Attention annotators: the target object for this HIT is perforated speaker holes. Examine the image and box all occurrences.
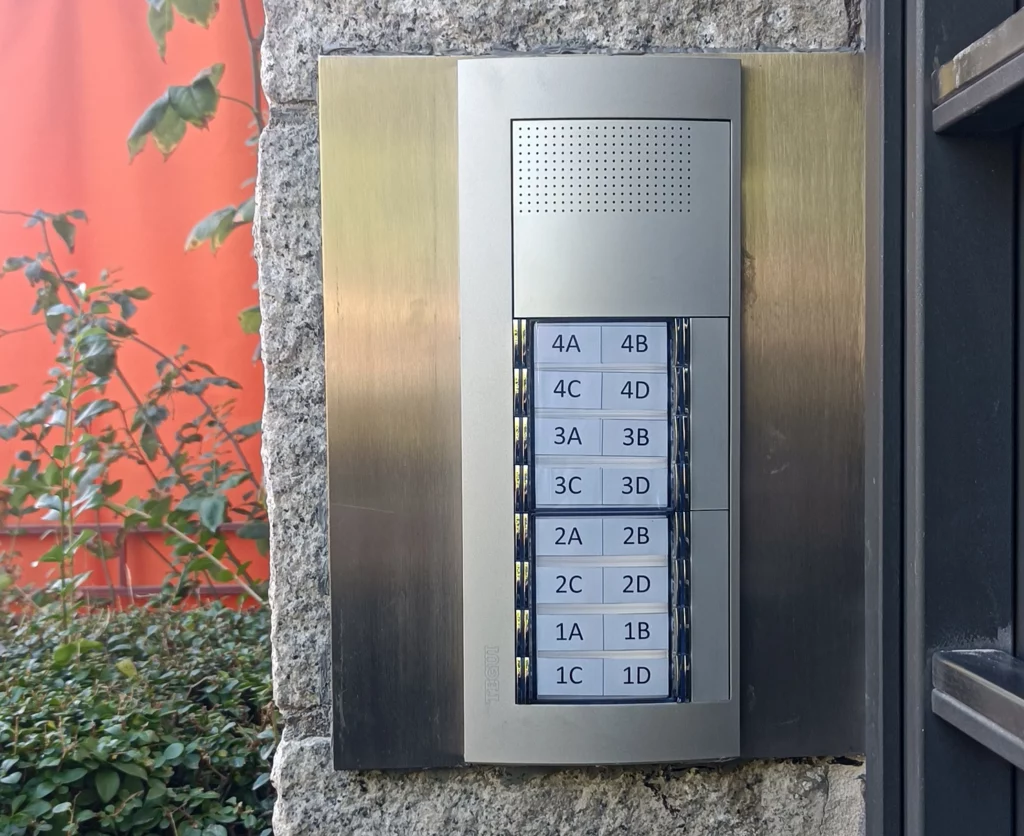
[513,119,692,214]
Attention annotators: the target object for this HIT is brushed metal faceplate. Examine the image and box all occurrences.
[319,52,866,769]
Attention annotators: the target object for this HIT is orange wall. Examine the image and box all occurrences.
[0,0,266,593]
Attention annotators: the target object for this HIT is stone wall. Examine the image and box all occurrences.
[256,1,865,833]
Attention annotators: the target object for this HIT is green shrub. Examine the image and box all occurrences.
[0,599,276,835]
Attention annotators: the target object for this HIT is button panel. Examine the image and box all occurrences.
[520,319,686,704]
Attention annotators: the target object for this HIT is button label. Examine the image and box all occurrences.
[603,565,669,604]
[536,566,603,604]
[603,656,669,697]
[535,371,603,409]
[537,657,604,697]
[601,419,668,457]
[602,517,669,556]
[601,372,668,411]
[604,613,670,650]
[601,467,668,507]
[536,614,604,651]
[601,324,668,365]
[535,517,603,556]
[534,324,601,364]
[535,466,602,507]
[535,417,602,455]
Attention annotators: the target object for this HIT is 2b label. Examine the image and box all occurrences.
[623,525,650,545]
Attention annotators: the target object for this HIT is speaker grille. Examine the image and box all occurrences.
[513,119,692,214]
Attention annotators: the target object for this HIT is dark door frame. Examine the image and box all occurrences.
[865,0,1022,834]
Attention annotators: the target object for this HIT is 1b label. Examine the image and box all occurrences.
[604,612,670,650]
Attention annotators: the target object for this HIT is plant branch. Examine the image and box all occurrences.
[111,371,256,588]
[0,404,60,469]
[238,0,265,134]
[116,404,163,488]
[58,341,80,632]
[138,534,177,573]
[94,509,116,600]
[113,368,197,493]
[107,500,264,604]
[39,222,72,297]
[0,322,44,338]
[221,94,263,125]
[129,335,261,490]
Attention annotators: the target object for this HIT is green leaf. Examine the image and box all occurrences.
[53,767,87,784]
[168,77,219,127]
[185,206,235,252]
[237,521,269,540]
[124,286,153,300]
[79,330,117,378]
[127,94,170,161]
[199,494,227,532]
[0,383,16,394]
[171,0,219,26]
[202,825,228,836]
[139,424,159,461]
[52,639,104,667]
[194,60,225,86]
[238,305,261,334]
[113,761,148,780]
[252,772,270,790]
[75,398,117,426]
[0,571,12,592]
[183,556,233,582]
[51,801,72,814]
[51,215,76,253]
[115,658,139,679]
[163,742,184,761]
[234,196,255,224]
[234,420,260,439]
[152,105,187,157]
[146,779,167,802]
[147,0,174,60]
[21,799,50,818]
[94,769,120,803]
[0,771,22,784]
[2,255,30,273]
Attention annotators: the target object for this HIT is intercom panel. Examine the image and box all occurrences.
[459,56,740,764]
